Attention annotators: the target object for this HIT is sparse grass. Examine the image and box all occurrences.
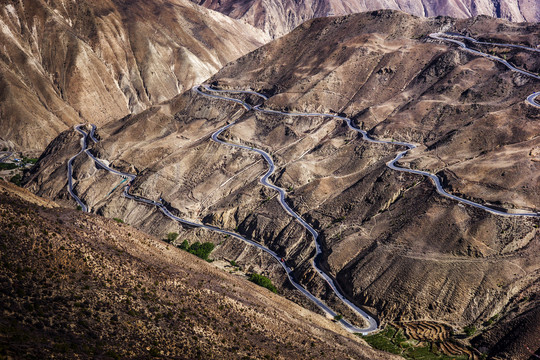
[332,216,345,223]
[113,218,124,224]
[484,314,499,326]
[464,325,476,337]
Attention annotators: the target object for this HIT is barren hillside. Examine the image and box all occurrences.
[0,180,397,359]
[0,0,268,153]
[192,0,540,38]
[24,11,540,359]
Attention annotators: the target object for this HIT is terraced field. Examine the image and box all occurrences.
[362,322,480,360]
[394,322,477,359]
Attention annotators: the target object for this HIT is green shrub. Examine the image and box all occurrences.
[166,232,179,243]
[179,240,189,250]
[9,174,22,186]
[464,325,476,337]
[188,242,215,260]
[0,163,17,170]
[485,314,499,326]
[334,314,343,321]
[22,157,38,165]
[178,241,215,261]
[248,273,277,293]
[113,218,124,224]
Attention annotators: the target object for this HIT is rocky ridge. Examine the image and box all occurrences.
[193,0,540,38]
[0,0,268,152]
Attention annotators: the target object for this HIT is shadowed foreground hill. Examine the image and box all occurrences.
[0,180,394,359]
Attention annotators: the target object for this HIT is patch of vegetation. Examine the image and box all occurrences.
[361,326,402,354]
[178,241,215,261]
[0,163,17,170]
[464,325,476,337]
[179,240,189,250]
[484,314,499,326]
[333,314,343,321]
[248,273,277,293]
[360,325,469,360]
[332,216,345,223]
[9,174,22,186]
[22,157,38,165]
[166,232,179,243]
[113,218,124,224]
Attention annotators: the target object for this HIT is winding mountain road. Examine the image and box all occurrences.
[197,84,539,217]
[66,32,540,337]
[67,124,377,334]
[430,33,540,107]
[0,152,12,163]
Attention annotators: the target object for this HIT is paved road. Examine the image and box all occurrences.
[0,151,12,163]
[430,32,540,108]
[66,32,539,336]
[67,124,377,334]
[67,126,90,212]
[197,84,539,217]
[193,43,540,327]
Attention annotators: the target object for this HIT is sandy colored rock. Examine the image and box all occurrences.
[0,0,269,152]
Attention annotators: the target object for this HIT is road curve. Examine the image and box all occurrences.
[0,151,12,163]
[67,126,90,212]
[194,74,540,330]
[65,32,539,336]
[429,33,540,108]
[196,84,539,217]
[67,124,377,334]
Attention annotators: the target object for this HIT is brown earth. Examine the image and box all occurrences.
[24,11,540,359]
[0,0,268,153]
[192,0,540,38]
[0,179,399,359]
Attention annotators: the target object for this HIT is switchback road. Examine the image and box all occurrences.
[66,32,540,337]
[67,124,377,334]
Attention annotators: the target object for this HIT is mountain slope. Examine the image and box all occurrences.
[0,0,268,152]
[192,0,540,38]
[0,179,395,359]
[24,11,540,359]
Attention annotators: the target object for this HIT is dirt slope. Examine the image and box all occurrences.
[0,0,268,153]
[0,180,397,359]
